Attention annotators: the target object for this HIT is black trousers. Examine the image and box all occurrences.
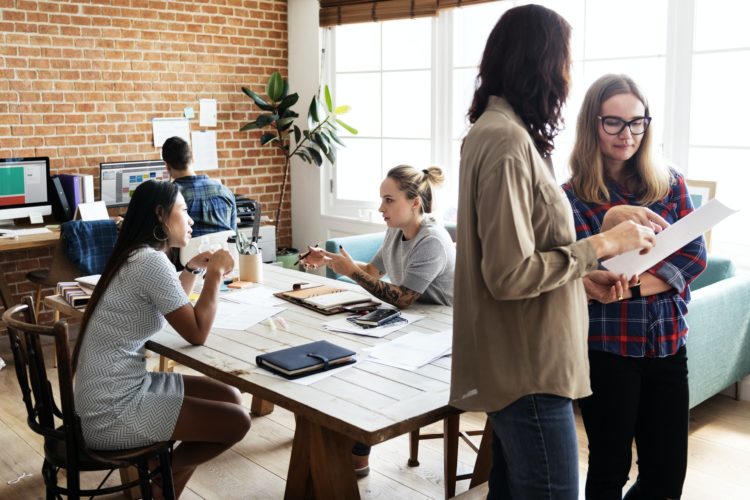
[579,346,689,500]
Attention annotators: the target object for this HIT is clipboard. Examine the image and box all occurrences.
[274,284,374,315]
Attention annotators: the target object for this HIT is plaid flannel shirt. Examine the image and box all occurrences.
[562,171,707,358]
[174,175,237,238]
[61,219,118,275]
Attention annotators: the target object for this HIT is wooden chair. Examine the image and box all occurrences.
[2,296,176,500]
[416,414,493,498]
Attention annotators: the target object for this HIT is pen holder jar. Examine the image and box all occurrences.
[239,252,263,283]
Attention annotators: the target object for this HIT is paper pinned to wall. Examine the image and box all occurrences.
[199,98,217,127]
[153,117,190,147]
[191,130,218,170]
[602,198,738,277]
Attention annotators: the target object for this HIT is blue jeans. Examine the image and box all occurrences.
[487,394,579,500]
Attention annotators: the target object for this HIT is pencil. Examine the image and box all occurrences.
[294,242,320,266]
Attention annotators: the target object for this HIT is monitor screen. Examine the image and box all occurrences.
[0,157,52,223]
[99,159,170,208]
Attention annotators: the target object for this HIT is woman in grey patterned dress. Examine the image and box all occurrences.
[73,180,251,498]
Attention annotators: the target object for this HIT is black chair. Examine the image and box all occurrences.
[2,296,176,500]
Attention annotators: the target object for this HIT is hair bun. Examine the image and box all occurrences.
[422,169,429,175]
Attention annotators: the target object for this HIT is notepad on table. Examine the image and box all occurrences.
[256,340,357,379]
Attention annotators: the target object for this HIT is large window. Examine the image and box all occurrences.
[326,0,750,267]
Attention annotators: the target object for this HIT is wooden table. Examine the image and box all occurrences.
[46,265,464,499]
[0,229,60,310]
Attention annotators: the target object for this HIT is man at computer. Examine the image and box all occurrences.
[162,136,237,237]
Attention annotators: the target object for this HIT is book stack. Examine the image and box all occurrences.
[56,282,93,309]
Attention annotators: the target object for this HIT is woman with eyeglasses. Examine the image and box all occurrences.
[563,74,707,499]
[450,7,660,499]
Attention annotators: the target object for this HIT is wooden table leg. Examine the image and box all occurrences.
[443,413,460,499]
[251,395,275,416]
[285,415,358,500]
[469,418,493,488]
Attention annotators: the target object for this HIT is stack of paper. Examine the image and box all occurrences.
[324,312,423,338]
[366,330,452,370]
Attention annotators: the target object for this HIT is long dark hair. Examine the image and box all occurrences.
[468,4,572,157]
[72,180,180,372]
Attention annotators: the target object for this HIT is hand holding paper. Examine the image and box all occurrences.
[602,199,737,277]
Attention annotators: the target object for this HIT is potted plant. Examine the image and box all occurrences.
[240,71,355,268]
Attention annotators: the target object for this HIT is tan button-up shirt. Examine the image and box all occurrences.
[450,96,599,412]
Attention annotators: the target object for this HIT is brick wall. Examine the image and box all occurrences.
[0,0,291,322]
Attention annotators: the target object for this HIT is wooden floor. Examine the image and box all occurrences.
[1,342,749,499]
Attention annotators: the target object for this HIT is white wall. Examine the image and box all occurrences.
[288,0,384,258]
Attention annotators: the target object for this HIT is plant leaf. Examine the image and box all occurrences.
[309,96,320,125]
[260,132,278,145]
[324,86,333,113]
[326,129,346,147]
[334,105,350,114]
[277,117,296,131]
[242,87,274,112]
[308,147,323,166]
[296,147,313,164]
[255,114,277,128]
[322,143,336,165]
[239,121,260,132]
[293,125,301,144]
[267,72,284,102]
[335,118,358,135]
[280,93,299,111]
[281,78,289,99]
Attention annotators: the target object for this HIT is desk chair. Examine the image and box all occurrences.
[2,297,176,500]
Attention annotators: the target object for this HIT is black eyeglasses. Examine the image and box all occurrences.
[597,115,652,135]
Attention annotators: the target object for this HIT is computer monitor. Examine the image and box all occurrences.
[99,159,170,208]
[0,157,52,225]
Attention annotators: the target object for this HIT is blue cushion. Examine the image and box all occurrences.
[324,232,385,280]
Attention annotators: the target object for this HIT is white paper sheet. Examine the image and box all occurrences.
[152,117,190,147]
[75,201,109,221]
[199,98,217,127]
[323,312,423,338]
[191,130,218,171]
[221,285,287,308]
[366,330,452,370]
[212,301,286,331]
[602,199,737,277]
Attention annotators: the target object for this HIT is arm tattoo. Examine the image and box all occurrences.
[351,271,421,309]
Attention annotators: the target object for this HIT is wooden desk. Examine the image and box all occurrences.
[46,266,461,499]
[0,229,60,310]
[147,265,458,499]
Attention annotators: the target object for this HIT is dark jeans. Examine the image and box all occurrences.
[487,394,579,500]
[579,346,689,500]
[352,442,370,456]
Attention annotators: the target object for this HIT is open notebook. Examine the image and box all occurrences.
[274,285,374,315]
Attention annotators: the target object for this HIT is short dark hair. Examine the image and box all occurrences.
[468,4,572,157]
[162,136,192,171]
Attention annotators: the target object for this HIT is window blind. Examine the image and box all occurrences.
[319,0,495,27]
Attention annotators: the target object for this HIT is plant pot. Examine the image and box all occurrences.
[275,247,300,269]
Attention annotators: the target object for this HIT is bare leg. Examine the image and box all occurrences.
[165,375,251,497]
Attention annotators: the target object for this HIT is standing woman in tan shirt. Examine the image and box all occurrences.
[450,5,659,499]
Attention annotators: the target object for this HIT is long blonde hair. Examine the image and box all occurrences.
[387,165,445,214]
[568,74,671,205]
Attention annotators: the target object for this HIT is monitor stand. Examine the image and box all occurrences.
[28,213,44,224]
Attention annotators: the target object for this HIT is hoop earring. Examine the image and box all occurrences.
[152,225,168,242]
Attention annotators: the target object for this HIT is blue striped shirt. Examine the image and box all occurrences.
[562,171,707,358]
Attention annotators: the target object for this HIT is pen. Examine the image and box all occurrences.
[294,242,320,266]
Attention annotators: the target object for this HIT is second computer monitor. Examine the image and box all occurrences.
[99,159,170,208]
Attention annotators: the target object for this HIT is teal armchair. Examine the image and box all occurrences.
[686,255,750,408]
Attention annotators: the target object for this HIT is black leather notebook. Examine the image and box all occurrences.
[256,340,357,379]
